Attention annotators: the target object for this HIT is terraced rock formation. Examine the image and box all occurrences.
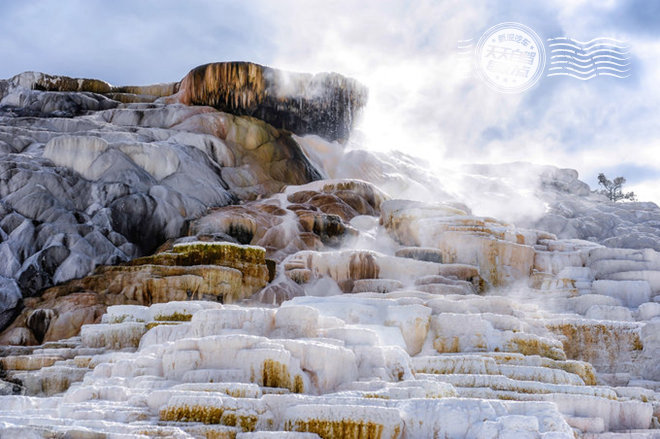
[0,64,659,438]
[0,63,365,330]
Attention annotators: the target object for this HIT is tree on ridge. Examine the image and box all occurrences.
[597,173,637,202]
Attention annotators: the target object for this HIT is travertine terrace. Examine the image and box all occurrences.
[0,63,658,438]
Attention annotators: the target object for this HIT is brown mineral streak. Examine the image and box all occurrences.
[181,62,266,111]
[173,61,367,142]
[0,243,268,345]
[286,418,392,439]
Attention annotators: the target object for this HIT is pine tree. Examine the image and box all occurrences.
[597,173,637,202]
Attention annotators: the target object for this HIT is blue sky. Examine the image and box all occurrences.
[1,0,659,203]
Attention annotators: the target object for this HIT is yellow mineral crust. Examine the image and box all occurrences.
[503,334,567,361]
[0,241,271,345]
[178,62,267,111]
[0,355,61,371]
[129,242,269,297]
[259,359,304,393]
[154,312,193,322]
[145,321,180,331]
[160,404,258,432]
[283,404,403,439]
[485,353,597,386]
[285,419,389,439]
[160,404,225,424]
[546,320,644,373]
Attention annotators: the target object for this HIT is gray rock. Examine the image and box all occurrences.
[82,231,126,265]
[0,379,23,396]
[16,245,70,297]
[452,163,660,251]
[0,276,21,331]
[0,243,20,277]
[8,219,37,262]
[109,193,163,254]
[0,68,333,322]
[52,251,94,285]
[0,212,25,235]
[26,308,55,344]
[0,80,8,101]
[1,90,119,117]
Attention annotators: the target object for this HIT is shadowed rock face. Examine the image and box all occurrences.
[0,67,335,324]
[0,80,8,101]
[172,62,368,142]
[1,71,178,106]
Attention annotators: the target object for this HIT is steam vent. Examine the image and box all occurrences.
[0,63,659,438]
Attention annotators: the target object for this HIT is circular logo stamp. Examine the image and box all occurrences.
[476,22,546,93]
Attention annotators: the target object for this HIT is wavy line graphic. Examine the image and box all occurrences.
[547,35,632,80]
[595,60,630,67]
[550,55,630,67]
[548,72,630,79]
[548,69,630,78]
[549,49,630,59]
[548,42,630,52]
[549,66,630,75]
[547,36,631,48]
[551,53,630,63]
[549,48,630,58]
[598,72,631,78]
[455,40,475,78]
[547,72,597,80]
[593,54,630,61]
[549,62,630,72]
[550,59,630,68]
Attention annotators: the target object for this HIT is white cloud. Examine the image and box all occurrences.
[259,0,660,204]
[629,179,660,204]
[1,0,659,204]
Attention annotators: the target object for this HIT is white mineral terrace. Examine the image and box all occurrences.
[1,195,660,438]
[1,233,659,438]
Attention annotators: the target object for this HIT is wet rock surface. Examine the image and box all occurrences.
[188,179,386,262]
